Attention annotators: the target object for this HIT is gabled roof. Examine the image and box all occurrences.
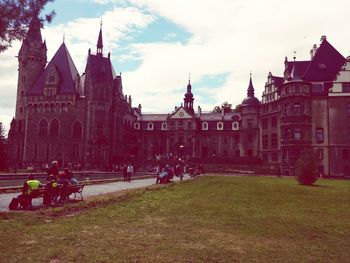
[28,42,80,95]
[302,39,345,82]
[86,54,116,83]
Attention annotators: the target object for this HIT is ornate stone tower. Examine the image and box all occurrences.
[240,74,260,157]
[16,14,47,123]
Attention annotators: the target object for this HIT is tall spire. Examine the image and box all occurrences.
[184,78,194,115]
[97,19,103,55]
[25,13,43,44]
[247,73,255,97]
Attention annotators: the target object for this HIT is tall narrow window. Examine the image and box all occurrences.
[262,135,268,149]
[39,119,48,136]
[316,128,324,143]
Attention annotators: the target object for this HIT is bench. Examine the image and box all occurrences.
[28,184,85,205]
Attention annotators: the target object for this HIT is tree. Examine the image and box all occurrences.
[211,101,234,114]
[295,149,318,185]
[0,122,7,171]
[0,0,55,52]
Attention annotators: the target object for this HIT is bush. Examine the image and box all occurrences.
[295,149,318,185]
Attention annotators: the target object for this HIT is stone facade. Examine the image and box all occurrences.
[8,18,135,169]
[7,18,350,177]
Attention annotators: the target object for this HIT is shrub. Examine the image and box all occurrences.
[295,149,318,185]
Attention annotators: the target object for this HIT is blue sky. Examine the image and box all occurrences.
[1,0,350,131]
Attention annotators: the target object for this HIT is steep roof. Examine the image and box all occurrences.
[302,39,345,81]
[86,54,116,83]
[286,61,310,78]
[28,42,80,95]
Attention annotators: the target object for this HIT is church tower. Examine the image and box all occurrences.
[16,14,47,124]
[184,79,194,115]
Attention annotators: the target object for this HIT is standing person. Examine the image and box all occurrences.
[123,164,128,182]
[127,164,133,182]
[47,161,59,181]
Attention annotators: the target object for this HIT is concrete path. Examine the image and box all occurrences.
[0,175,191,212]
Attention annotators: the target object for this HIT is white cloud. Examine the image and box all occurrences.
[2,0,350,132]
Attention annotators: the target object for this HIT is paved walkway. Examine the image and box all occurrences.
[0,175,191,212]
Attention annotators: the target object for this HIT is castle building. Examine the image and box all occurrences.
[8,17,135,169]
[7,16,350,177]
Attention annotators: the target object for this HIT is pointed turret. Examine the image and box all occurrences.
[184,79,194,115]
[24,14,43,44]
[247,74,255,97]
[97,21,103,55]
[242,74,260,106]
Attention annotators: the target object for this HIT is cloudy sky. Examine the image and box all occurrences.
[1,0,350,132]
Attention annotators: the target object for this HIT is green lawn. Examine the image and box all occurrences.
[1,176,349,262]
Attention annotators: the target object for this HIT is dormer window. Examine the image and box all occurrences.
[134,122,140,130]
[202,122,208,130]
[217,122,223,130]
[232,121,239,130]
[148,122,154,130]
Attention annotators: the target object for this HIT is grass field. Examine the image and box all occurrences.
[0,175,349,262]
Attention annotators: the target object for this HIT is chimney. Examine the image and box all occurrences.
[138,104,142,113]
[320,35,327,42]
[197,106,201,117]
[310,49,314,59]
[108,52,110,59]
[128,95,132,106]
[221,106,225,117]
[124,95,127,100]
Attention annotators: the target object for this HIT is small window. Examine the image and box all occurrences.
[202,122,208,130]
[20,90,24,97]
[316,128,324,143]
[217,122,223,130]
[294,128,301,140]
[147,122,154,130]
[134,122,140,130]
[232,122,239,130]
[162,122,167,130]
[21,76,26,83]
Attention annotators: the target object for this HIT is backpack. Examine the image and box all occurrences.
[9,197,19,210]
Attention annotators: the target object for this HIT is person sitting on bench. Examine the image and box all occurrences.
[43,174,58,205]
[22,174,42,208]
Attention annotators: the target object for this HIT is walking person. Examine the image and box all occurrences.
[127,164,133,182]
[123,164,128,182]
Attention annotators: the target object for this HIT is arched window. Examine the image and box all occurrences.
[50,119,59,136]
[39,119,48,136]
[73,121,82,139]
